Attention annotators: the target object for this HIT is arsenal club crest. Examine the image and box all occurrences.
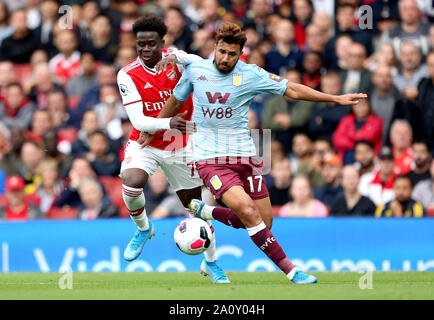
[167,70,177,81]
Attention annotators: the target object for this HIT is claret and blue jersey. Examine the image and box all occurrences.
[173,59,288,161]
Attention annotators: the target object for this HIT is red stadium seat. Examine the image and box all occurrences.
[99,176,129,218]
[58,128,78,143]
[46,207,79,220]
[67,96,82,109]
[13,63,32,84]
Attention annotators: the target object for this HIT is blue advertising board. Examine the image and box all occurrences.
[0,218,433,272]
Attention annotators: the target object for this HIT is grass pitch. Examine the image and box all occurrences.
[0,272,432,300]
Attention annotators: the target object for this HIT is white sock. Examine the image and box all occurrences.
[201,204,215,220]
[204,220,217,262]
[122,184,149,231]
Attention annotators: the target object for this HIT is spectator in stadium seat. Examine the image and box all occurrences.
[114,47,137,72]
[330,165,376,217]
[364,43,399,77]
[393,42,428,100]
[378,0,431,56]
[0,9,40,63]
[359,146,397,206]
[46,89,81,130]
[76,1,100,43]
[354,139,377,178]
[28,158,64,215]
[0,61,15,100]
[325,34,353,71]
[313,153,344,208]
[164,6,194,53]
[0,83,36,130]
[56,156,104,208]
[42,129,70,165]
[375,175,425,217]
[406,139,432,187]
[118,31,136,50]
[291,0,314,51]
[412,159,434,213]
[323,3,373,69]
[26,63,63,109]
[389,119,413,175]
[77,177,119,220]
[32,0,58,59]
[0,126,24,176]
[268,156,292,207]
[92,83,127,141]
[243,0,271,40]
[0,175,43,221]
[24,109,53,143]
[147,169,188,218]
[18,141,45,195]
[333,98,383,165]
[307,71,351,140]
[265,18,304,75]
[415,51,434,151]
[66,52,98,98]
[85,130,121,177]
[304,23,329,54]
[262,69,314,153]
[291,133,324,189]
[340,42,373,94]
[278,175,328,217]
[77,64,117,114]
[49,30,81,86]
[301,51,323,90]
[119,0,140,33]
[0,2,13,46]
[81,14,118,64]
[369,64,400,144]
[71,110,100,156]
[312,137,334,170]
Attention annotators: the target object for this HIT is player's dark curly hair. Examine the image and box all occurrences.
[132,15,167,39]
[216,22,247,51]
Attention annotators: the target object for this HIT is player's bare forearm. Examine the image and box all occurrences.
[284,82,367,106]
[157,95,184,119]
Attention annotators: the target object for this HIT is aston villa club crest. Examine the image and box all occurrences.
[232,73,242,86]
[167,70,177,81]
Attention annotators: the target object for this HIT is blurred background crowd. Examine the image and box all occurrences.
[0,0,433,221]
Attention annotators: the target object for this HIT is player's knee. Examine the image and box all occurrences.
[121,170,147,189]
[236,202,261,227]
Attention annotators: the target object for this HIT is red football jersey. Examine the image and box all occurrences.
[118,50,193,151]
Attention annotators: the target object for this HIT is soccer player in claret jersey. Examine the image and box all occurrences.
[117,16,239,283]
[149,23,367,284]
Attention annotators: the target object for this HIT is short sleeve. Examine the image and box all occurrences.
[117,70,142,106]
[251,65,288,96]
[173,64,193,102]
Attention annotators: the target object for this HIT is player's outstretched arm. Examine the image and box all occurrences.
[284,82,368,105]
[156,49,202,73]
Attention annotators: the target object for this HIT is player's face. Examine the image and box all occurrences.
[136,31,164,68]
[214,40,242,73]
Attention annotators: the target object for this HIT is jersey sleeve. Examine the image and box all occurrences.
[250,65,288,96]
[163,47,202,73]
[116,69,171,133]
[117,69,142,106]
[173,64,194,102]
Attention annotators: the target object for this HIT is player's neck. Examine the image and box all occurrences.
[140,56,161,70]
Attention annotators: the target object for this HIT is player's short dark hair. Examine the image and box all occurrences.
[216,22,247,51]
[132,15,167,39]
[355,139,374,150]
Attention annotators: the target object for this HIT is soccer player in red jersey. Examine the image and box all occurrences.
[116,16,233,283]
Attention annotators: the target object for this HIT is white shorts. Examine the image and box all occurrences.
[120,140,203,191]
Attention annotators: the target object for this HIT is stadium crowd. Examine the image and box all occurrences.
[0,0,433,220]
